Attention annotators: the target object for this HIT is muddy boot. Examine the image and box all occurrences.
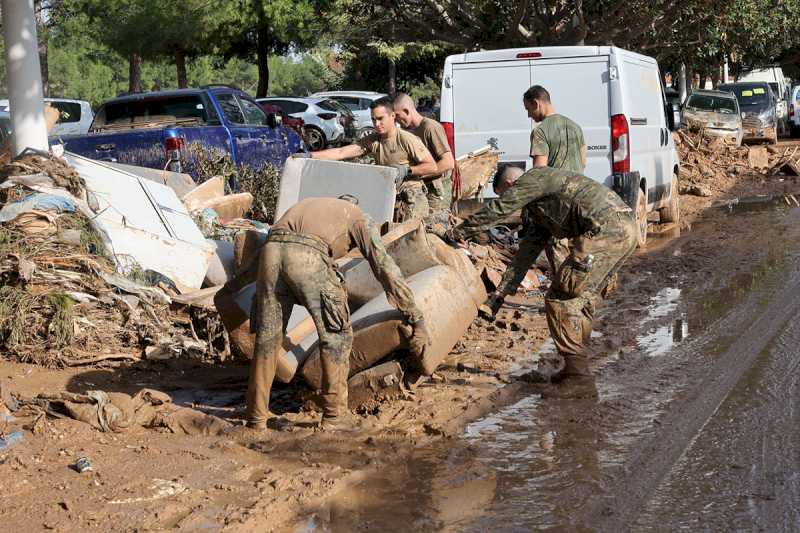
[543,353,598,399]
[521,353,566,383]
[318,412,365,433]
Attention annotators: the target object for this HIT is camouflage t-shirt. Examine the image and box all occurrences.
[530,114,586,172]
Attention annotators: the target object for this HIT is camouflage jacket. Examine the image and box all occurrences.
[454,167,632,295]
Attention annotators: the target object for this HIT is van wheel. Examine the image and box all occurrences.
[635,188,648,247]
[659,173,681,224]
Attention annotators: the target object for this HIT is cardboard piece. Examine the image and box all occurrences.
[182,176,225,210]
[195,192,253,219]
[275,158,396,224]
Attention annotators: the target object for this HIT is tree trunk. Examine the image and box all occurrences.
[129,52,142,93]
[387,60,396,96]
[175,48,188,88]
[352,53,364,89]
[256,26,270,97]
[34,0,48,97]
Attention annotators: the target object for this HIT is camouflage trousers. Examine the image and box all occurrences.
[396,180,430,223]
[425,176,453,228]
[544,212,637,372]
[247,234,353,424]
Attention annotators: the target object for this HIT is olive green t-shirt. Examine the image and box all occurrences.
[358,128,432,167]
[530,114,586,173]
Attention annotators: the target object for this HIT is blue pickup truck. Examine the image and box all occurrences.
[58,86,303,184]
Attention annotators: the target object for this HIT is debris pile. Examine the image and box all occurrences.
[0,152,243,367]
[675,128,800,198]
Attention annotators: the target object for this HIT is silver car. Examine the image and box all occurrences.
[257,96,356,151]
[310,90,387,139]
[682,90,743,146]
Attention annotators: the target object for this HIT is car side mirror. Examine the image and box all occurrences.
[265,112,281,129]
[667,102,682,132]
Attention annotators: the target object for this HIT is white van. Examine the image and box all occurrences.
[739,67,790,136]
[0,97,93,137]
[440,46,681,245]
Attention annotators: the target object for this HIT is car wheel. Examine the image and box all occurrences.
[304,126,327,151]
[659,173,680,225]
[635,187,648,248]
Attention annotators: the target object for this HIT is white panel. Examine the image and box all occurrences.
[276,158,396,224]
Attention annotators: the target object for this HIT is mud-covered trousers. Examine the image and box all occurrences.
[247,238,353,425]
[545,212,637,374]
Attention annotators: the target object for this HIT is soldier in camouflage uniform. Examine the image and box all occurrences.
[448,167,637,390]
[311,97,439,223]
[239,196,430,431]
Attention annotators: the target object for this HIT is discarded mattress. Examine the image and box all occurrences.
[301,265,483,389]
[275,158,396,224]
[214,222,485,384]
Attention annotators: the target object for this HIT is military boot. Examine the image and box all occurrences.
[521,353,566,383]
[541,352,598,399]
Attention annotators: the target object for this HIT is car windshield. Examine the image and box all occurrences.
[719,85,770,108]
[96,94,209,127]
[686,94,738,114]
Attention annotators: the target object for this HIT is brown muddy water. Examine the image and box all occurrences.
[296,201,800,532]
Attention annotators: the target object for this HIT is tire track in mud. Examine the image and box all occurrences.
[580,227,800,531]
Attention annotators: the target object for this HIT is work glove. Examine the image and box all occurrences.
[407,319,431,359]
[478,290,505,321]
[391,164,411,185]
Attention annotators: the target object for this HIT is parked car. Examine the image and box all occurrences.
[440,45,681,246]
[718,82,778,144]
[310,90,387,138]
[682,89,743,146]
[59,86,303,186]
[790,85,800,137]
[257,96,356,151]
[739,66,790,136]
[0,97,94,137]
[257,102,306,139]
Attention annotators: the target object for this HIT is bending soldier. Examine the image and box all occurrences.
[448,167,637,393]
[242,196,430,430]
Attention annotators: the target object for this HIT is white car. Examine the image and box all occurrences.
[790,85,800,136]
[440,45,681,246]
[257,96,355,151]
[310,90,387,138]
[0,97,93,137]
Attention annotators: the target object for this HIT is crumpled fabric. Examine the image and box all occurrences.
[28,388,230,435]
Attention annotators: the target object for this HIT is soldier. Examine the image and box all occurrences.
[244,196,430,431]
[521,85,588,272]
[447,167,637,394]
[525,85,587,172]
[311,97,438,222]
[393,93,455,230]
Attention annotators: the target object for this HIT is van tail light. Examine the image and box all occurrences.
[611,114,630,173]
[164,136,183,172]
[318,112,337,120]
[443,121,455,155]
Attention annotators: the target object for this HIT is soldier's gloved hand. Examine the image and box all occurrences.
[407,319,431,359]
[443,226,466,247]
[478,290,505,321]
[391,164,410,185]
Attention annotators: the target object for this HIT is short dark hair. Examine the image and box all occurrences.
[492,164,524,190]
[370,96,394,112]
[523,85,550,103]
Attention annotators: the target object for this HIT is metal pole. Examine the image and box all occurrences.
[1,0,49,156]
[678,63,688,104]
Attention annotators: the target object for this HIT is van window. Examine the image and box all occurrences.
[48,101,82,123]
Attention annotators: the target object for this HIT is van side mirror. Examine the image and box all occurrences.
[265,112,281,129]
[667,102,682,132]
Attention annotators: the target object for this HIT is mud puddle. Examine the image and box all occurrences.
[299,203,800,532]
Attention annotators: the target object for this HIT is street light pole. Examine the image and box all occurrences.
[1,0,49,156]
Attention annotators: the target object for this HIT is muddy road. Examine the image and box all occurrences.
[300,200,800,532]
[3,193,800,531]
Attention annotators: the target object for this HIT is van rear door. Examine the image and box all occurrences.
[451,59,532,167]
[530,56,612,186]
